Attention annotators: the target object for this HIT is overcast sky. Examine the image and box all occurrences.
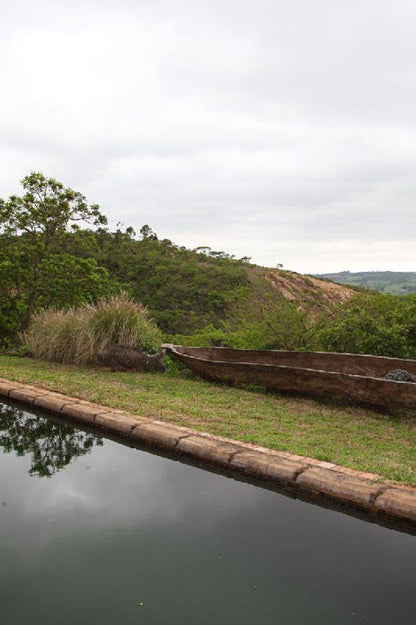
[1,0,415,273]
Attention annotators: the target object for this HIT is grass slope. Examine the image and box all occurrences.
[0,355,415,485]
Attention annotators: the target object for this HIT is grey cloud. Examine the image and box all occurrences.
[0,0,415,272]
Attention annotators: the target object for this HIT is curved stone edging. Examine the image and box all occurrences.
[0,377,415,527]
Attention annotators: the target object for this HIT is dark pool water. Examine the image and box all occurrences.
[1,401,415,625]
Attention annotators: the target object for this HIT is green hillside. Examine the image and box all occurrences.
[41,228,353,335]
[4,173,415,360]
[1,172,355,347]
[316,271,416,295]
[1,224,353,347]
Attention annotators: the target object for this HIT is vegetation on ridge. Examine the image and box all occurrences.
[1,172,415,360]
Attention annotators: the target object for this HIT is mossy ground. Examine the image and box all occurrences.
[0,355,415,485]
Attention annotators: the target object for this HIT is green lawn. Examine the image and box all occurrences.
[0,355,415,485]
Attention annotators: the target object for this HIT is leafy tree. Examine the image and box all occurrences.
[139,224,157,240]
[0,171,106,239]
[0,172,108,333]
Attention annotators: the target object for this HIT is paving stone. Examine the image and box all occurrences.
[9,388,43,404]
[230,450,306,483]
[65,399,106,409]
[374,488,416,522]
[36,391,78,401]
[316,461,337,470]
[94,412,143,435]
[151,420,197,436]
[61,402,105,424]
[296,467,381,507]
[0,381,23,396]
[33,394,70,412]
[129,413,154,424]
[176,435,239,466]
[98,408,128,417]
[132,422,189,449]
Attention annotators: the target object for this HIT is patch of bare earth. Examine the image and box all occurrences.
[265,268,354,305]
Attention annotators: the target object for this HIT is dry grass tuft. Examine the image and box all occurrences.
[25,293,162,364]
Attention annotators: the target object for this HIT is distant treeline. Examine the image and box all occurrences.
[316,271,416,295]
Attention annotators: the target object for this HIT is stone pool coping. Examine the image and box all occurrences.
[1,377,415,528]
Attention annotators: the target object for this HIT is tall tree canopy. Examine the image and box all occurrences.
[0,172,109,336]
[0,171,106,239]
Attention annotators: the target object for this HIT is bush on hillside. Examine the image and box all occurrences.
[25,293,162,364]
[317,293,416,359]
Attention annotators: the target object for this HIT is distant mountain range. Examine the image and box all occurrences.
[315,271,416,295]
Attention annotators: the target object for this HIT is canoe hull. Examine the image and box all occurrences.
[164,345,416,410]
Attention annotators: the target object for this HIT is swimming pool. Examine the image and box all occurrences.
[1,400,415,625]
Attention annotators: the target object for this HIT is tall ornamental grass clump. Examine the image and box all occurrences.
[25,294,162,364]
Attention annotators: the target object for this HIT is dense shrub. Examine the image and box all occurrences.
[25,293,162,364]
[318,293,416,358]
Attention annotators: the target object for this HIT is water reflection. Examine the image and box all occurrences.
[1,401,416,625]
[0,403,103,477]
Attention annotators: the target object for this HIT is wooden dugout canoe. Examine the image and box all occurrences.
[163,345,416,410]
